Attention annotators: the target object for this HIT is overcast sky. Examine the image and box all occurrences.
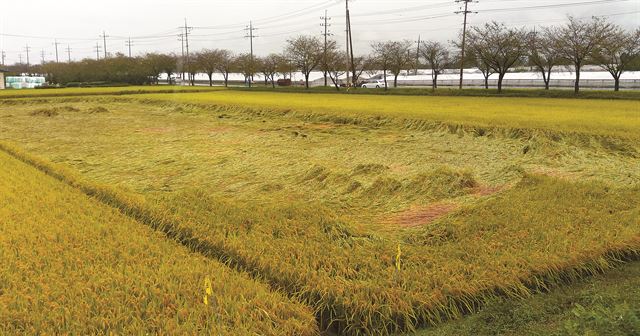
[1,0,638,64]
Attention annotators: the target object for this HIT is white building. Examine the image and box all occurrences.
[0,69,8,90]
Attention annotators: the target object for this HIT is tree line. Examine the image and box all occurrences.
[6,16,639,93]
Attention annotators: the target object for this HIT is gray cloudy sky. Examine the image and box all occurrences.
[1,0,638,64]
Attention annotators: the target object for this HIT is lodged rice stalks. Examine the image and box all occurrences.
[0,149,318,335]
[2,141,639,335]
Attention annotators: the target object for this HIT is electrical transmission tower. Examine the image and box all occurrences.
[53,39,61,63]
[99,31,109,59]
[244,21,258,87]
[455,0,477,89]
[41,50,46,64]
[66,45,72,63]
[321,10,333,86]
[125,37,134,58]
[179,19,193,85]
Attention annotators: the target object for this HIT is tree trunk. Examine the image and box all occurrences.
[224,73,229,87]
[574,65,581,94]
[614,76,620,91]
[305,73,310,89]
[324,71,327,86]
[484,75,489,89]
[497,72,506,93]
[394,74,399,88]
[271,76,276,88]
[208,73,213,87]
[384,71,388,91]
[432,73,438,90]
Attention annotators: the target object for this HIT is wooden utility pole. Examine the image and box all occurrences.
[345,0,350,87]
[456,0,476,90]
[321,10,332,86]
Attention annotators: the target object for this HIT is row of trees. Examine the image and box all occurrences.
[8,17,639,92]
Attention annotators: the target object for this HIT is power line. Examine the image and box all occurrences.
[455,0,477,90]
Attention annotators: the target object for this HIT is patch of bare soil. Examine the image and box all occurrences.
[386,202,459,228]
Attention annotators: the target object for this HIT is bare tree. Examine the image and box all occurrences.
[420,41,451,89]
[323,45,347,91]
[546,16,615,93]
[593,27,640,91]
[467,22,527,93]
[235,53,256,87]
[370,41,394,91]
[214,49,234,87]
[145,53,177,85]
[286,35,324,89]
[387,40,412,88]
[527,30,561,90]
[259,54,280,88]
[275,54,295,80]
[350,56,371,87]
[195,49,221,87]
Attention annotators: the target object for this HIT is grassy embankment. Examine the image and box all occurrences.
[0,150,318,335]
[0,93,638,335]
[418,261,640,336]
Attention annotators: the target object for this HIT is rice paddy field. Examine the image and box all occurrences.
[0,88,638,335]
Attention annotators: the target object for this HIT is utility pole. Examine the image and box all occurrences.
[95,42,102,60]
[125,37,133,58]
[179,19,193,85]
[1,50,5,66]
[244,21,258,87]
[99,31,109,59]
[321,10,332,86]
[66,45,72,63]
[414,35,421,75]
[347,5,355,87]
[53,39,61,63]
[455,0,476,90]
[178,33,185,80]
[345,0,350,87]
[41,50,46,64]
[24,45,31,73]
